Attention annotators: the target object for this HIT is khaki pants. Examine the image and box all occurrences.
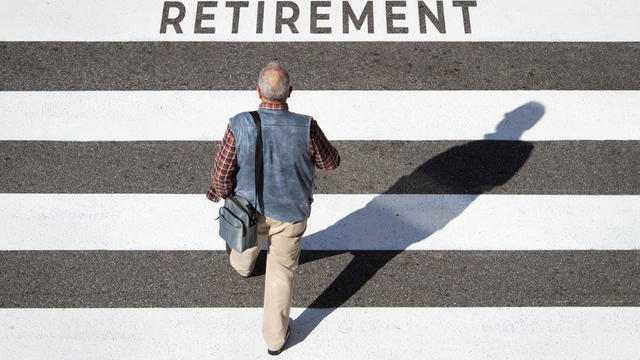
[229,215,307,350]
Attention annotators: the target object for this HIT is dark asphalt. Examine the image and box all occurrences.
[1,250,638,308]
[1,42,639,90]
[2,140,639,194]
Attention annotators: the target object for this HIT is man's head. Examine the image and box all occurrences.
[257,62,292,103]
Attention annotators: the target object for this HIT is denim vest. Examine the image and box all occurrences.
[229,109,315,223]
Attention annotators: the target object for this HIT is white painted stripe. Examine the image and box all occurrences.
[2,0,639,42]
[1,307,639,359]
[1,194,638,250]
[2,90,639,141]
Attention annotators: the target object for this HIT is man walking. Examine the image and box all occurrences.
[206,62,340,355]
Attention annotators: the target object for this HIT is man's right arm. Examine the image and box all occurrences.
[310,119,340,170]
[206,124,237,202]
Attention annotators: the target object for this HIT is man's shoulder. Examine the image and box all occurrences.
[274,111,313,125]
[229,111,252,120]
[284,110,313,121]
[228,111,253,127]
[256,109,314,124]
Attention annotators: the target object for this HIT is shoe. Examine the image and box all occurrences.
[267,326,291,356]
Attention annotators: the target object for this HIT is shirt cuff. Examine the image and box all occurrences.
[205,186,221,203]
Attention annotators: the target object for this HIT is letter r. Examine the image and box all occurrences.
[160,1,186,34]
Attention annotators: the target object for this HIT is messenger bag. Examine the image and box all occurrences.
[217,111,264,253]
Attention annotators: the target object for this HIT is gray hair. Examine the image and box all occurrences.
[258,62,290,101]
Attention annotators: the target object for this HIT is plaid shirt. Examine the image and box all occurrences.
[206,102,341,202]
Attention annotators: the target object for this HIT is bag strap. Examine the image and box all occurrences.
[249,111,264,213]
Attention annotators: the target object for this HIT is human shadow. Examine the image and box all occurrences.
[286,101,545,348]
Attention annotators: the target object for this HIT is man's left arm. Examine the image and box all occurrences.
[310,119,340,170]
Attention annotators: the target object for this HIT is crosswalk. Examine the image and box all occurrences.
[1,0,639,359]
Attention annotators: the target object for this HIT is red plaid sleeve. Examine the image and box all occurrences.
[310,119,340,170]
[206,124,237,202]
